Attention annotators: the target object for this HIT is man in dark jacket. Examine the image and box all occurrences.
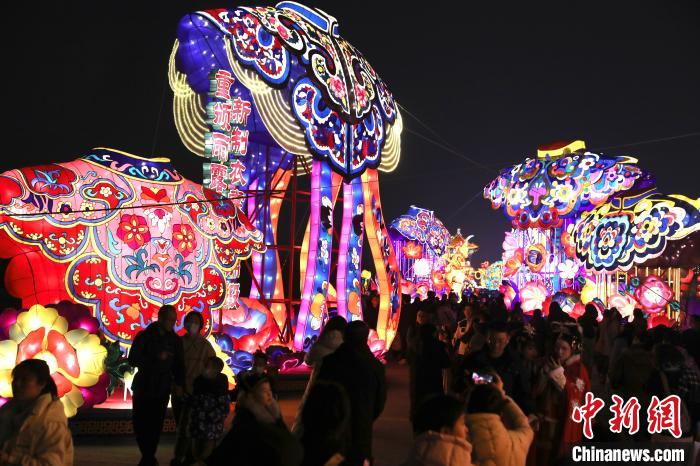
[454,321,534,415]
[128,305,185,466]
[318,321,387,466]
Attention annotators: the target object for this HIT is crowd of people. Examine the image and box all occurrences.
[0,295,698,465]
[398,291,700,466]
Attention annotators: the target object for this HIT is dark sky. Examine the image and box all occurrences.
[5,1,699,262]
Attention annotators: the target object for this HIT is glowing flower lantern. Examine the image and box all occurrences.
[431,270,447,291]
[502,232,519,260]
[634,275,673,314]
[218,298,278,353]
[0,304,108,417]
[503,249,524,278]
[519,282,548,314]
[557,259,579,281]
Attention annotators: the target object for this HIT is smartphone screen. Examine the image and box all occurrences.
[471,372,494,385]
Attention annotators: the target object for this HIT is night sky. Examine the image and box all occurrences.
[5,0,699,262]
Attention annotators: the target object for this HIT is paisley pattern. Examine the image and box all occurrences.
[574,193,700,271]
[0,148,265,345]
[484,150,643,228]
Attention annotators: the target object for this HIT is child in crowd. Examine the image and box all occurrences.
[189,357,230,465]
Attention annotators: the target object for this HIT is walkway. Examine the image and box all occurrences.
[74,363,413,465]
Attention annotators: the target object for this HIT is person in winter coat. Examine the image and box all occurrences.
[207,373,302,466]
[292,316,347,435]
[128,304,185,466]
[172,310,216,465]
[465,383,534,466]
[403,394,473,466]
[0,359,74,466]
[532,332,590,466]
[299,381,351,466]
[317,321,387,466]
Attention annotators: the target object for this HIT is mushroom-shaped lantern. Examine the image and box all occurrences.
[170,2,403,350]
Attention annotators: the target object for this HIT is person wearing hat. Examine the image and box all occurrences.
[207,372,302,466]
[0,359,74,465]
[531,330,590,466]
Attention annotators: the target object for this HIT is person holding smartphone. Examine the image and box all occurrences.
[465,376,534,466]
[454,322,534,416]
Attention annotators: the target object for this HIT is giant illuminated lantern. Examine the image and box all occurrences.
[574,190,699,318]
[485,139,699,322]
[390,206,450,293]
[170,2,403,350]
[484,140,645,295]
[0,149,265,346]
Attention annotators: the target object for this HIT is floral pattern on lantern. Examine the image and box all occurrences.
[172,224,197,257]
[117,214,151,250]
[0,304,108,417]
[574,194,699,272]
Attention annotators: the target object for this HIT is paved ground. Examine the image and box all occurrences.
[74,363,413,465]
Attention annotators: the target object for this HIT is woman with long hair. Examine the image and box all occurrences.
[532,331,590,466]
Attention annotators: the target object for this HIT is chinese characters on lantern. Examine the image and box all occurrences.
[203,70,252,315]
[203,69,251,197]
[572,392,683,439]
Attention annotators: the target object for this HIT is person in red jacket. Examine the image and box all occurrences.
[532,331,590,466]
